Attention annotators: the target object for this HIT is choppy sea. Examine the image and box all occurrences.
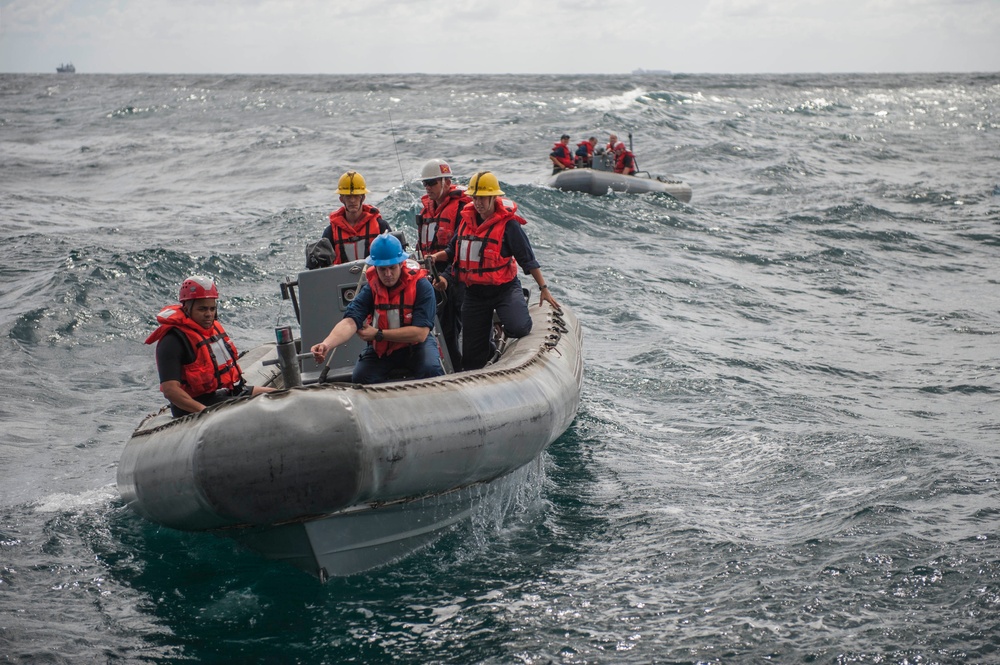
[1,72,998,664]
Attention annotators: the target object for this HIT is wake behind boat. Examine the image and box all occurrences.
[547,148,692,202]
[117,254,583,580]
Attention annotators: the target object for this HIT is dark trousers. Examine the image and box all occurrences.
[461,279,531,371]
[437,278,465,371]
[351,336,444,385]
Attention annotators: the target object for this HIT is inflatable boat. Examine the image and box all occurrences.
[547,150,692,202]
[117,255,583,580]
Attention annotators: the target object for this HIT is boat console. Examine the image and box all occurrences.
[278,232,455,385]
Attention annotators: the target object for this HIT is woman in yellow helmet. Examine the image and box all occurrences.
[322,171,392,264]
[429,171,560,371]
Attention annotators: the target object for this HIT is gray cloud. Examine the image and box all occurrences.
[1,0,997,73]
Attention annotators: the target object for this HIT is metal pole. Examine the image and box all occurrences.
[274,326,302,388]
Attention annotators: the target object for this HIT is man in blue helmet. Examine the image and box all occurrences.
[310,233,444,384]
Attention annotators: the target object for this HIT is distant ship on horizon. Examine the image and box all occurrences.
[56,63,76,74]
[632,68,671,75]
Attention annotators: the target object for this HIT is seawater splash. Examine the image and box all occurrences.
[33,485,119,513]
[465,458,548,549]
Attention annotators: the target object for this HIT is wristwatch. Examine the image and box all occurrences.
[375,329,384,342]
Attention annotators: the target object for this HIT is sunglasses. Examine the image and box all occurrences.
[422,178,443,187]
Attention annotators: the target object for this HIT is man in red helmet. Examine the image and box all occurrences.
[612,141,637,176]
[146,275,274,417]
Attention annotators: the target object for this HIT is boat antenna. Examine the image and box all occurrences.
[628,131,643,174]
[388,109,406,186]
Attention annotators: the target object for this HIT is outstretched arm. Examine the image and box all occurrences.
[310,317,359,363]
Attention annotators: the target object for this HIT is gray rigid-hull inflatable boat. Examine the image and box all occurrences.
[547,150,692,202]
[117,256,583,580]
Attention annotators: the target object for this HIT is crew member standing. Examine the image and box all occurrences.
[322,170,391,264]
[416,158,469,369]
[430,171,560,371]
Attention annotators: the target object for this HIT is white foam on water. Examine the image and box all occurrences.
[33,484,118,513]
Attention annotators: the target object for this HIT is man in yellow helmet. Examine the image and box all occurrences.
[428,171,560,371]
[321,170,391,265]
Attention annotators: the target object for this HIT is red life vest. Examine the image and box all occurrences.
[614,149,636,174]
[145,305,243,398]
[576,140,594,157]
[417,186,469,254]
[454,198,524,287]
[365,261,428,357]
[551,142,574,169]
[329,204,383,264]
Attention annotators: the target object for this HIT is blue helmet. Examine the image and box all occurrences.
[366,233,409,266]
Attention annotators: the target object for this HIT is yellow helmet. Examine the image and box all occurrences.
[337,171,370,195]
[467,171,504,197]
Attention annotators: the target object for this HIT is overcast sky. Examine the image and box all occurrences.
[2,0,998,75]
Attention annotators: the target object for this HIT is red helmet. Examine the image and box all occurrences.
[614,142,626,152]
[179,275,219,302]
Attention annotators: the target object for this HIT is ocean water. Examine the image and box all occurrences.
[1,72,999,664]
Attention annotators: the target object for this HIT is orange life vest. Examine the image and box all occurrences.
[575,140,595,167]
[614,148,636,174]
[417,187,469,254]
[365,262,428,357]
[145,305,243,398]
[551,142,574,169]
[329,204,383,264]
[454,198,524,287]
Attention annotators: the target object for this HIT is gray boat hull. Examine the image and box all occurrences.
[547,168,692,202]
[231,463,537,578]
[118,302,583,578]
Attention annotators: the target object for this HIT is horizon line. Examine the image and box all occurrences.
[5,69,1000,77]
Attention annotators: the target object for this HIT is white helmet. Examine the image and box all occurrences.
[420,158,457,181]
